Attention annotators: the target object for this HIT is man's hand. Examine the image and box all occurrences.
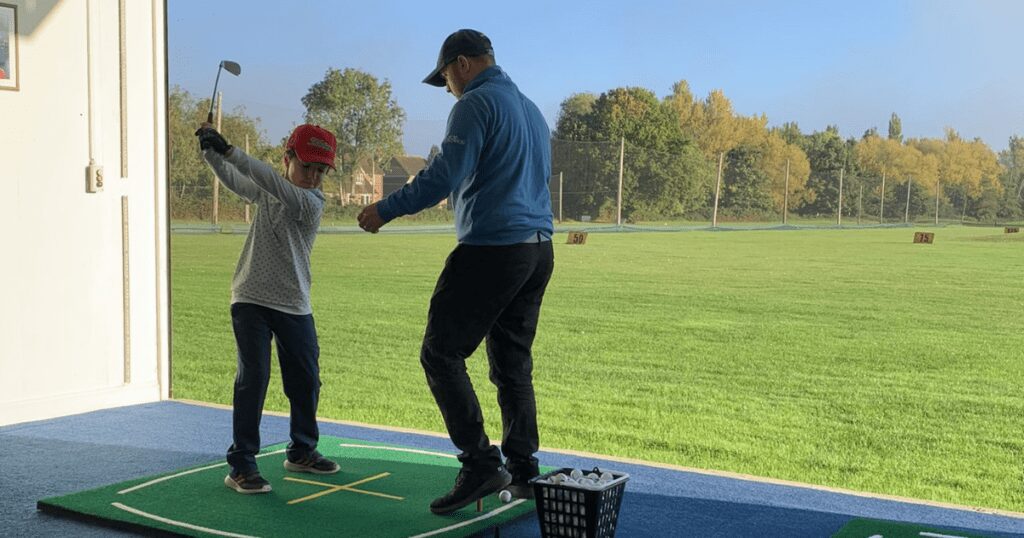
[357,203,386,233]
[195,124,233,155]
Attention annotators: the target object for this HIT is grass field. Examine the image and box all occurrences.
[171,226,1024,512]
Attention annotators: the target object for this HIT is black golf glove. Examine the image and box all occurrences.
[195,127,232,155]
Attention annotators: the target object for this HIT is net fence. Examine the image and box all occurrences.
[171,139,1012,234]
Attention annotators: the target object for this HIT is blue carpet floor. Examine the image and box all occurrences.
[2,401,1022,537]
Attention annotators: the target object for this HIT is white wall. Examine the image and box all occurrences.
[0,0,169,426]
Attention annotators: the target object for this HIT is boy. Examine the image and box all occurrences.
[196,123,340,494]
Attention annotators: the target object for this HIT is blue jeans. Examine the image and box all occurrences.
[226,302,321,475]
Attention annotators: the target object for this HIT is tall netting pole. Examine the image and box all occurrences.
[858,184,863,224]
[837,167,844,226]
[616,137,624,227]
[558,171,563,223]
[783,159,790,225]
[712,152,724,228]
[879,171,886,224]
[935,180,940,225]
[904,176,911,223]
[213,91,222,227]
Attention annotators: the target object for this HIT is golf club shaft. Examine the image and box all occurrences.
[208,66,223,124]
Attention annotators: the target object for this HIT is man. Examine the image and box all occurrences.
[357,29,554,514]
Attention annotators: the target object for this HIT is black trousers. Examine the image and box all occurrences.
[227,302,321,475]
[420,240,554,477]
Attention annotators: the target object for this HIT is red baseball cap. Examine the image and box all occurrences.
[287,124,337,169]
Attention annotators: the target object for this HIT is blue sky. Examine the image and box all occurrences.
[168,0,1023,157]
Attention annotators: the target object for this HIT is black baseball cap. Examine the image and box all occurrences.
[422,29,494,87]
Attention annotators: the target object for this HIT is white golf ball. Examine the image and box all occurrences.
[570,469,583,480]
[499,490,513,503]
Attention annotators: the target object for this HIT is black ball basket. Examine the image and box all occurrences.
[530,467,629,538]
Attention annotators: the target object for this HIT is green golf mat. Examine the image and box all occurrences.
[37,436,539,537]
[832,517,997,538]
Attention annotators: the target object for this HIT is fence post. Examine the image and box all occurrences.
[858,184,863,224]
[904,176,911,223]
[212,91,222,227]
[783,159,789,225]
[837,168,844,226]
[879,171,886,224]
[558,171,563,223]
[712,152,724,228]
[616,137,624,227]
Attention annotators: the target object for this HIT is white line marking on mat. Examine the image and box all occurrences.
[338,443,457,459]
[117,449,286,494]
[111,502,260,538]
[920,532,969,538]
[407,499,527,538]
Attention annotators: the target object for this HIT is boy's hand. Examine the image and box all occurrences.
[357,203,385,233]
[195,126,233,155]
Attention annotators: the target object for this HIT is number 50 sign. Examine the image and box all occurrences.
[566,231,588,245]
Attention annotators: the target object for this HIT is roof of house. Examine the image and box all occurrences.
[388,156,427,177]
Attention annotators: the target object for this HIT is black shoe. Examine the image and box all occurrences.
[430,466,512,514]
[506,470,538,499]
[224,471,272,494]
[284,451,340,474]
[506,481,535,499]
[506,462,539,499]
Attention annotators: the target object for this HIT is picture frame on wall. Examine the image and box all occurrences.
[0,2,18,91]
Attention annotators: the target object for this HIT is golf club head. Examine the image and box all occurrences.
[221,61,241,77]
[208,61,242,123]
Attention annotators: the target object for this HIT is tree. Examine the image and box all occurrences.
[908,130,1003,221]
[302,68,405,184]
[854,134,916,220]
[665,80,697,142]
[168,87,208,200]
[553,93,598,140]
[795,126,857,216]
[760,132,812,214]
[775,122,803,146]
[168,86,274,220]
[721,144,774,214]
[888,112,903,143]
[551,86,713,221]
[997,135,1024,218]
[689,89,749,160]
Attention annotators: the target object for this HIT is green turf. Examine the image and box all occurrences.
[171,226,1024,513]
[832,518,994,538]
[38,437,536,537]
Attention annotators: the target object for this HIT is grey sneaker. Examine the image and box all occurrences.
[224,471,272,494]
[283,452,340,474]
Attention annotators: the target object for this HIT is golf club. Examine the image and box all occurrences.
[207,60,241,123]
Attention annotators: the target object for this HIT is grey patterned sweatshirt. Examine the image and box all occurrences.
[203,148,324,315]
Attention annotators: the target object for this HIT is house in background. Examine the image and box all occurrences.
[381,155,447,208]
[334,155,450,207]
[383,156,427,197]
[338,157,383,206]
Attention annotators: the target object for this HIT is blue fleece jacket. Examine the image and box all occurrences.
[376,66,553,245]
